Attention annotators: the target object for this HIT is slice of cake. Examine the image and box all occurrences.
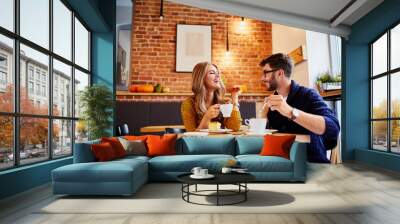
[208,121,221,131]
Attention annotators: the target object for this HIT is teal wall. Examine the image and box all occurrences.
[91,32,116,136]
[0,158,72,199]
[344,0,400,171]
[91,0,116,136]
[92,33,115,88]
[0,0,116,200]
[355,149,400,172]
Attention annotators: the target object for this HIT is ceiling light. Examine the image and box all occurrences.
[240,17,245,27]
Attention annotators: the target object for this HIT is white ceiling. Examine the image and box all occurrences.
[168,0,384,37]
[227,0,352,22]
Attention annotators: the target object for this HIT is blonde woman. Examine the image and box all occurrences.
[181,62,242,131]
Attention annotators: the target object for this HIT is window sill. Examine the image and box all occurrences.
[0,156,72,175]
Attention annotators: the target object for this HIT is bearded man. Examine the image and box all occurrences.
[259,53,340,163]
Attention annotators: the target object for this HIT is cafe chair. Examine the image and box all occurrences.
[116,123,130,136]
[165,128,186,134]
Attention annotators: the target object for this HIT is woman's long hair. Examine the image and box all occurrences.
[191,62,226,119]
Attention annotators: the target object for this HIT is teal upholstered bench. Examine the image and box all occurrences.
[52,136,307,196]
[52,141,148,196]
[235,136,307,182]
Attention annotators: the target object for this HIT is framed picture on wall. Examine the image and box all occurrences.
[176,24,212,72]
[116,24,132,91]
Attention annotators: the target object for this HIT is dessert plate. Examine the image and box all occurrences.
[199,129,232,133]
[183,132,209,136]
[245,129,278,135]
[190,174,215,179]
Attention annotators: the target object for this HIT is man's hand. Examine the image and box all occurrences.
[264,95,293,118]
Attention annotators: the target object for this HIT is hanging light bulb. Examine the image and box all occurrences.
[239,17,246,32]
[226,20,230,55]
[159,0,164,20]
[240,17,245,27]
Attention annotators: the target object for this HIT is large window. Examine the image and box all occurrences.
[371,23,400,153]
[0,0,14,32]
[20,0,49,49]
[0,0,91,171]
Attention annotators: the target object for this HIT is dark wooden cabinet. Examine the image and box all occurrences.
[116,101,256,135]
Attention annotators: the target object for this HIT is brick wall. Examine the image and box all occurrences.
[130,0,272,94]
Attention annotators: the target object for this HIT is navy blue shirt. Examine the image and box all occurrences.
[267,80,340,163]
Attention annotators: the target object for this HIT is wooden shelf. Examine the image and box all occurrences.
[116,91,273,97]
[320,89,341,100]
[117,91,192,96]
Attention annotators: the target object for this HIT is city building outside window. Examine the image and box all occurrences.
[42,85,46,97]
[0,54,7,67]
[0,54,7,90]
[0,71,7,86]
[28,81,34,94]
[41,73,46,83]
[28,67,34,80]
[36,83,40,95]
[35,70,40,81]
[0,0,91,170]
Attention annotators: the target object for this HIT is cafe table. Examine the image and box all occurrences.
[139,125,345,162]
[140,125,185,133]
[183,131,311,143]
[139,125,310,143]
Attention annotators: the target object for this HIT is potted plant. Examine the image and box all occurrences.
[79,84,114,140]
[316,72,341,92]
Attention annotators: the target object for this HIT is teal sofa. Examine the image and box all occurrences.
[52,136,307,196]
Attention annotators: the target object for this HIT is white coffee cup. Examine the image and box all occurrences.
[191,167,202,176]
[221,167,232,174]
[220,104,233,117]
[245,118,267,134]
[199,169,208,176]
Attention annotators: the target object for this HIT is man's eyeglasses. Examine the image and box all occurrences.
[262,68,279,75]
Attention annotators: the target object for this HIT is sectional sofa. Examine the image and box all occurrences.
[52,136,307,196]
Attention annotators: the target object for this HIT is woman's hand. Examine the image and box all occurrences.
[229,87,241,105]
[204,104,220,120]
[197,104,221,130]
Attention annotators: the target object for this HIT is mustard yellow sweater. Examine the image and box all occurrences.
[180,97,242,132]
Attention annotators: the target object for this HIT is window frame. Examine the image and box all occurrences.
[0,0,92,171]
[370,21,400,154]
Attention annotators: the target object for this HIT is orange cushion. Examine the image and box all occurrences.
[91,142,118,161]
[101,137,127,158]
[260,134,296,159]
[146,134,177,157]
[124,135,148,142]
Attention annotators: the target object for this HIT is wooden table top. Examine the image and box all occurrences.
[140,125,185,133]
[140,125,310,143]
[182,132,310,143]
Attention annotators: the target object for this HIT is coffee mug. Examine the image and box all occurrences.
[220,104,233,118]
[245,118,267,133]
[200,169,208,176]
[221,167,232,174]
[191,167,202,176]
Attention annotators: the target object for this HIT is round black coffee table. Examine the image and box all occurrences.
[177,173,255,206]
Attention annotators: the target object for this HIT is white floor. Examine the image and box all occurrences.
[1,162,400,224]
